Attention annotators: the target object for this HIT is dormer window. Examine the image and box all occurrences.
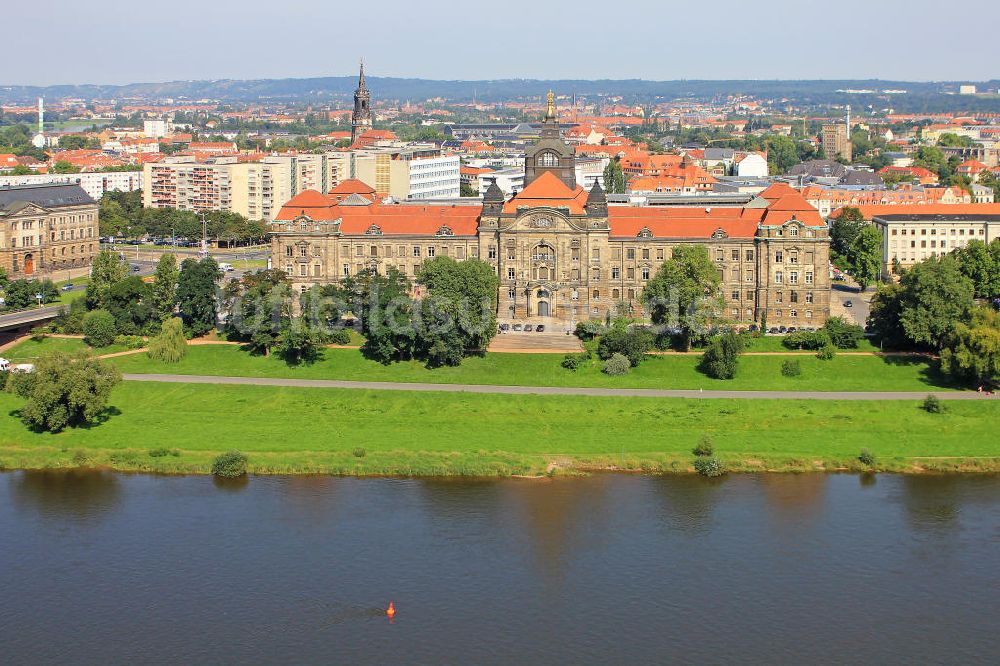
[789,227,799,237]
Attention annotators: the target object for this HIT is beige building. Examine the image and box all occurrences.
[0,183,99,278]
[268,105,831,329]
[351,145,460,200]
[873,205,1000,275]
[821,123,852,161]
[143,153,350,221]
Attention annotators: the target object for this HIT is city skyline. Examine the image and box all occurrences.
[5,0,998,86]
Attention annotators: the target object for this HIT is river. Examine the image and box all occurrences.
[1,471,998,664]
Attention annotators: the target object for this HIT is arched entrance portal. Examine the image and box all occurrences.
[537,301,550,317]
[23,253,34,275]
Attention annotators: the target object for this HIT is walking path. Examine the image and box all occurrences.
[121,372,984,401]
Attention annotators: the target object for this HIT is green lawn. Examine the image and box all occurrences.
[3,336,126,361]
[104,342,954,392]
[739,335,881,353]
[0,383,996,475]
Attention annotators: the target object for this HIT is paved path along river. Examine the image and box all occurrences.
[122,372,988,400]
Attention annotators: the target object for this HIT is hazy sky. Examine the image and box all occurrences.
[9,0,998,85]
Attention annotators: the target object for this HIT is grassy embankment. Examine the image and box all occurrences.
[0,382,998,476]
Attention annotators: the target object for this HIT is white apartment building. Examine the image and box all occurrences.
[0,172,142,201]
[351,145,460,200]
[874,209,1000,274]
[477,158,607,197]
[143,120,169,139]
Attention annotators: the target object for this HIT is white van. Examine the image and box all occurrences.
[218,263,235,272]
[0,357,9,372]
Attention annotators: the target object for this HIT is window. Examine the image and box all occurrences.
[612,267,620,279]
[747,290,754,300]
[592,248,600,260]
[285,264,293,275]
[745,250,754,262]
[788,252,798,265]
[571,289,579,301]
[731,290,740,300]
[571,248,580,261]
[789,271,799,285]
[507,267,515,280]
[627,289,635,300]
[508,289,516,299]
[716,249,724,261]
[507,248,516,260]
[413,246,421,257]
[790,291,798,303]
[745,270,754,283]
[805,271,813,285]
[641,267,650,280]
[627,268,635,279]
[656,248,664,260]
[592,289,600,299]
[626,248,635,260]
[776,291,783,303]
[427,247,436,257]
[488,246,496,259]
[789,227,798,237]
[285,246,293,257]
[457,247,465,259]
[806,310,812,319]
[805,292,813,304]
[775,251,783,263]
[775,271,783,284]
[642,248,650,260]
[537,152,558,167]
[612,288,620,300]
[342,263,350,276]
[369,245,378,257]
[313,265,321,277]
[731,250,739,261]
[790,309,798,317]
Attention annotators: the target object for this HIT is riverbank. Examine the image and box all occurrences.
[2,383,998,476]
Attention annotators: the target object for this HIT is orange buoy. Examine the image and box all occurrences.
[386,601,396,619]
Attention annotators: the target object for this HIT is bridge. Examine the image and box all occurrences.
[0,304,64,334]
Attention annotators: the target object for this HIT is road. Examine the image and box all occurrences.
[831,279,873,326]
[121,373,986,401]
[0,304,66,330]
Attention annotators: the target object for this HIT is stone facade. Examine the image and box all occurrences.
[0,183,99,279]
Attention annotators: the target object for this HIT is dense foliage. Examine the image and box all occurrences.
[147,317,188,363]
[939,307,1000,388]
[7,352,121,432]
[176,257,221,336]
[699,331,744,379]
[642,245,722,350]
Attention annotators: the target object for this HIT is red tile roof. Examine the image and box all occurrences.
[609,207,763,238]
[833,203,1000,219]
[502,171,588,214]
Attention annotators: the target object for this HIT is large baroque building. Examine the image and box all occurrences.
[0,183,99,278]
[270,97,831,328]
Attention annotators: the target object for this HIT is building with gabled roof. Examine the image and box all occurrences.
[270,100,830,328]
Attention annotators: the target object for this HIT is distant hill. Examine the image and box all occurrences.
[2,77,999,113]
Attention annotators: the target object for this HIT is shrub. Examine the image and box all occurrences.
[352,447,367,458]
[822,316,865,349]
[694,457,725,477]
[597,326,654,366]
[816,344,836,360]
[602,353,631,376]
[574,320,605,341]
[781,359,802,377]
[858,448,876,466]
[692,435,714,457]
[328,329,352,345]
[211,450,248,478]
[147,317,187,363]
[10,352,121,432]
[149,447,180,458]
[782,330,830,350]
[561,353,583,370]
[31,330,49,342]
[114,334,145,350]
[922,395,944,414]
[0,370,8,391]
[82,309,117,348]
[53,298,88,334]
[699,332,744,379]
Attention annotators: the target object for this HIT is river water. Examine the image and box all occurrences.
[1,471,998,664]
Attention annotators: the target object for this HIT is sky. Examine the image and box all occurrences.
[8,0,999,86]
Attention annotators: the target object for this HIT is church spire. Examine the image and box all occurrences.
[352,59,373,145]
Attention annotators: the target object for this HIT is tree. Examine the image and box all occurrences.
[417,256,499,355]
[953,239,1000,300]
[849,224,884,290]
[150,253,180,322]
[596,324,654,367]
[642,245,723,351]
[867,283,908,350]
[829,206,867,274]
[341,267,417,364]
[224,268,292,355]
[51,160,81,174]
[106,276,153,335]
[821,316,865,349]
[939,307,1000,388]
[147,317,188,363]
[699,331,744,379]
[86,249,129,310]
[8,352,121,432]
[602,159,626,194]
[276,316,323,365]
[82,309,117,347]
[1,279,58,310]
[898,256,975,349]
[176,257,220,336]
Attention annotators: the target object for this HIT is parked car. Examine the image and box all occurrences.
[524,324,534,332]
[61,283,74,291]
[0,359,35,374]
[498,323,510,332]
[131,264,141,273]
[218,263,235,272]
[844,300,854,308]
[535,324,545,332]
[512,323,523,332]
